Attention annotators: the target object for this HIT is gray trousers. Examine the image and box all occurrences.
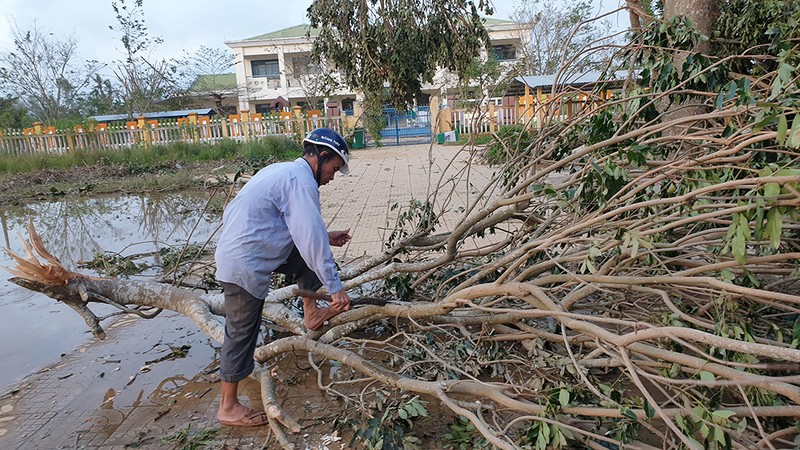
[219,247,322,383]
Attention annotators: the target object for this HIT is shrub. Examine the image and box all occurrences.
[484,125,533,165]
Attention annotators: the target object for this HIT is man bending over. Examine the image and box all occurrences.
[214,127,353,427]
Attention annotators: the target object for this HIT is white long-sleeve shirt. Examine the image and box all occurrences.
[214,158,343,299]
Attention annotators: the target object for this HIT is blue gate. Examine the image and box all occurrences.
[379,106,432,145]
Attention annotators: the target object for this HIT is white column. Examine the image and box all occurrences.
[233,49,250,111]
[278,48,287,90]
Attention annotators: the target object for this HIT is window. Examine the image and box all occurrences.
[251,60,280,79]
[292,56,319,75]
[491,44,516,61]
[341,98,354,116]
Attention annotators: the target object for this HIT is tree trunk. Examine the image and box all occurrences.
[663,0,720,51]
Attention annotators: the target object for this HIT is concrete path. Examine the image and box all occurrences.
[0,143,501,450]
[324,143,499,260]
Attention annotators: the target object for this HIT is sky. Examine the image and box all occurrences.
[0,0,628,67]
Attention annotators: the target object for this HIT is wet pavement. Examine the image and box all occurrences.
[0,143,499,449]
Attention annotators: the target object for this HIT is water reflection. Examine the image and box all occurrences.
[0,191,222,389]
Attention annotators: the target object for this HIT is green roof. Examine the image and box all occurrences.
[483,17,514,25]
[189,73,237,92]
[242,18,511,42]
[244,24,320,41]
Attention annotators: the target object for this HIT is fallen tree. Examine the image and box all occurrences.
[6,6,800,450]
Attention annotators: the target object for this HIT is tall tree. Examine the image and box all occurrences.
[283,53,340,112]
[512,0,615,76]
[81,74,120,116]
[175,46,236,114]
[0,95,32,130]
[662,0,718,50]
[308,0,495,113]
[0,22,100,123]
[109,0,177,116]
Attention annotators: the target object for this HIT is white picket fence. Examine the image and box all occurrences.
[450,99,594,136]
[0,115,344,156]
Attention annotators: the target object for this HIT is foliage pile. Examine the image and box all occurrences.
[301,10,799,449]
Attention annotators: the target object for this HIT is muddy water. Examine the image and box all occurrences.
[0,192,222,390]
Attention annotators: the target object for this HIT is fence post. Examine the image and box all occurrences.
[221,117,229,139]
[536,88,546,128]
[137,116,150,147]
[488,103,496,133]
[240,110,250,142]
[188,112,199,143]
[66,132,76,154]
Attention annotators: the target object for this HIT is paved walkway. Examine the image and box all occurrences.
[323,143,499,260]
[0,143,499,449]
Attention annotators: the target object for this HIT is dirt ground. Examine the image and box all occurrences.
[0,143,498,449]
[1,312,349,449]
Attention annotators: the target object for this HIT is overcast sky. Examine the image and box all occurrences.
[0,0,627,67]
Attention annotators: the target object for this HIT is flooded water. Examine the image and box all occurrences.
[0,191,222,390]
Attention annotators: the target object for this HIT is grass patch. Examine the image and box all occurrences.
[484,125,533,164]
[0,137,302,176]
[0,137,303,205]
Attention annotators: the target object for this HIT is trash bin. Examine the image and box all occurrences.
[352,127,365,149]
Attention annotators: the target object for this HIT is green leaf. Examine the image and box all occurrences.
[621,407,638,421]
[712,426,726,444]
[674,413,685,430]
[771,63,793,99]
[764,182,781,200]
[777,114,788,144]
[720,269,735,283]
[644,400,656,419]
[699,423,710,439]
[715,91,725,110]
[766,208,783,249]
[724,80,737,101]
[732,228,748,265]
[712,410,736,421]
[398,408,408,420]
[699,371,715,382]
[558,388,570,407]
[788,115,800,149]
[752,110,776,132]
[686,436,704,450]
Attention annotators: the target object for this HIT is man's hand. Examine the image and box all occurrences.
[329,290,352,312]
[329,229,351,247]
